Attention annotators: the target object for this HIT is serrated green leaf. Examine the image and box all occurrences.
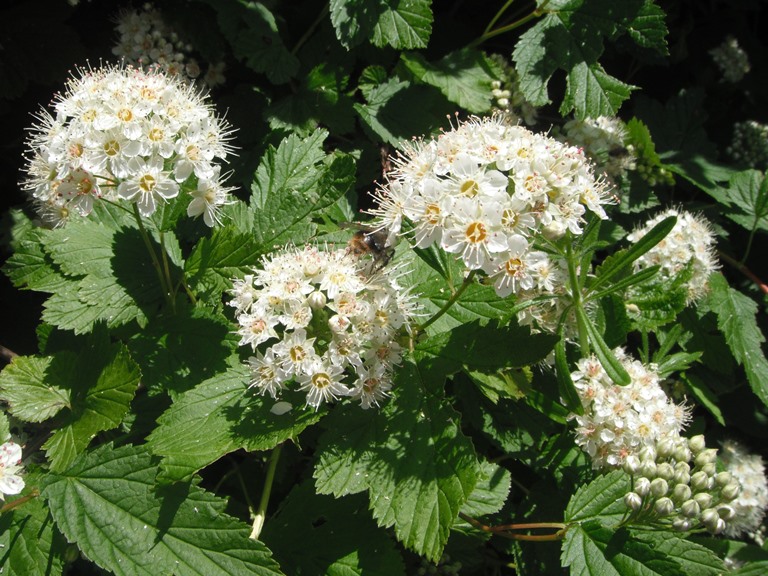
[0,412,9,442]
[0,473,67,576]
[399,48,497,113]
[42,443,285,576]
[128,305,236,396]
[211,0,297,84]
[314,359,480,562]
[703,273,768,407]
[562,523,685,576]
[561,60,635,119]
[460,460,511,518]
[732,562,768,576]
[722,169,768,234]
[370,0,432,49]
[631,531,725,575]
[624,1,668,53]
[261,482,405,576]
[251,132,355,249]
[42,338,140,471]
[354,77,448,146]
[2,227,67,293]
[0,353,74,422]
[41,219,118,278]
[564,470,630,525]
[148,360,322,482]
[41,282,108,335]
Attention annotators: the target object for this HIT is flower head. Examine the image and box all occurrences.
[709,36,750,83]
[720,439,768,539]
[22,64,234,226]
[230,245,417,409]
[369,116,614,299]
[0,442,25,499]
[627,208,719,303]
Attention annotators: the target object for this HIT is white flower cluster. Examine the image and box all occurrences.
[720,439,768,540]
[0,441,25,499]
[627,208,719,303]
[709,36,751,83]
[560,116,636,181]
[22,64,234,227]
[622,435,742,535]
[728,120,768,170]
[571,349,690,469]
[370,116,613,298]
[113,4,226,88]
[229,245,416,410]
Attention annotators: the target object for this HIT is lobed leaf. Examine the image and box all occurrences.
[0,353,74,422]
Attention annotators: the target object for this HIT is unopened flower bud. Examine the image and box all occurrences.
[641,460,657,479]
[657,439,675,459]
[700,463,717,477]
[695,449,718,467]
[701,509,726,534]
[672,517,692,532]
[307,291,327,309]
[688,435,707,454]
[674,470,691,486]
[634,477,651,497]
[673,445,692,463]
[639,446,657,463]
[624,492,643,511]
[717,505,736,521]
[722,481,741,503]
[681,499,700,518]
[691,471,710,492]
[656,462,675,480]
[650,478,669,498]
[653,497,675,517]
[693,492,713,509]
[623,455,641,474]
[672,484,692,503]
[714,471,732,487]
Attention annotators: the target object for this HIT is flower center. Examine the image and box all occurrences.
[139,174,156,192]
[149,127,164,142]
[117,108,133,122]
[312,372,331,389]
[460,179,479,198]
[104,140,120,156]
[465,221,487,244]
[289,346,307,363]
[504,258,523,276]
[425,203,441,224]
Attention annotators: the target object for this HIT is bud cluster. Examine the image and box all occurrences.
[709,36,751,84]
[559,116,636,182]
[727,120,768,171]
[622,435,741,534]
[488,55,538,126]
[229,245,416,410]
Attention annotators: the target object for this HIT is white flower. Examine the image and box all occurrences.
[22,64,234,226]
[628,208,719,303]
[710,36,751,83]
[720,440,768,539]
[0,442,25,499]
[230,245,417,409]
[369,115,613,298]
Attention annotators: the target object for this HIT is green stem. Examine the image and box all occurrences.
[719,250,768,294]
[292,3,329,56]
[1,489,39,513]
[250,444,282,540]
[483,0,516,36]
[132,204,172,306]
[416,270,477,334]
[565,240,590,356]
[469,0,549,48]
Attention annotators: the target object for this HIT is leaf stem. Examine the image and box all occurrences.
[250,444,283,540]
[459,512,566,541]
[132,204,172,306]
[483,0,516,36]
[292,3,329,56]
[0,488,40,513]
[718,250,768,294]
[469,0,550,48]
[416,270,476,334]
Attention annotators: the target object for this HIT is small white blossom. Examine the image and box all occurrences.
[0,442,25,499]
[710,36,750,83]
[720,440,768,539]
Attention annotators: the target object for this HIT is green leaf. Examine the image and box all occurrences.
[460,460,511,518]
[354,77,448,146]
[625,1,669,53]
[399,48,497,113]
[703,273,768,407]
[577,307,631,385]
[562,523,685,576]
[251,132,355,249]
[147,360,322,482]
[127,305,236,396]
[314,359,480,561]
[512,0,644,118]
[0,473,67,576]
[555,336,582,413]
[261,482,405,576]
[631,531,725,575]
[2,227,67,293]
[564,470,630,526]
[211,0,297,84]
[330,0,433,49]
[41,336,140,471]
[42,444,285,576]
[722,169,768,234]
[0,353,74,422]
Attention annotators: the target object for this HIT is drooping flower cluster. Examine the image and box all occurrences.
[719,439,768,540]
[229,245,416,410]
[559,116,636,181]
[570,349,690,469]
[0,441,25,499]
[727,120,768,170]
[622,435,742,534]
[370,116,614,299]
[112,4,226,88]
[709,36,751,83]
[627,208,719,303]
[22,64,234,227]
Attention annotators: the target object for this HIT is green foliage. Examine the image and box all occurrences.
[330,0,433,50]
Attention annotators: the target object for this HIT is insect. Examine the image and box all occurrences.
[340,222,395,273]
